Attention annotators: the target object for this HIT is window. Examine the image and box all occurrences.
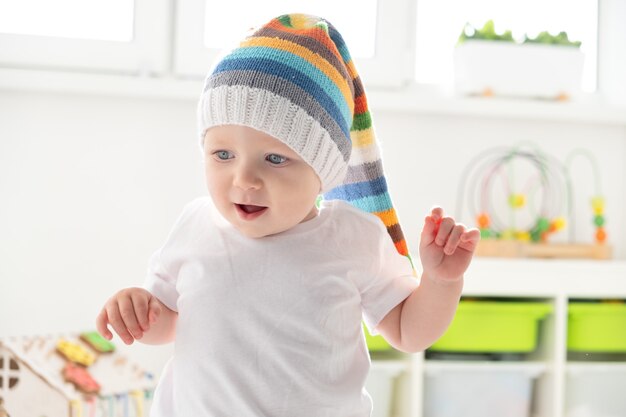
[0,0,169,74]
[203,0,376,58]
[0,0,134,42]
[0,353,20,389]
[2,0,620,101]
[415,0,598,92]
[175,0,414,87]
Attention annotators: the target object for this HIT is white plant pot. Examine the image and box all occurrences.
[454,40,585,100]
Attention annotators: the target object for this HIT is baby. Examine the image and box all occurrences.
[96,13,479,417]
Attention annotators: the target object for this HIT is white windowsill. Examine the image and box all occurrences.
[1,67,625,126]
[369,86,626,126]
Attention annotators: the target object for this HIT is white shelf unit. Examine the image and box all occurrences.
[371,258,626,417]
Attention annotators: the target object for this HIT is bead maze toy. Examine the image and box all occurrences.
[456,143,611,259]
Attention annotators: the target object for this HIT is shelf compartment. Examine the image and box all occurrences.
[565,365,626,417]
[423,363,543,417]
[367,361,406,417]
[568,301,626,352]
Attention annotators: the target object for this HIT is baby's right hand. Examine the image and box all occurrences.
[96,287,161,345]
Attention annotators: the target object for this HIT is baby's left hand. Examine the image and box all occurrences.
[419,207,481,282]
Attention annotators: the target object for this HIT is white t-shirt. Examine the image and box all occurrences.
[144,197,418,417]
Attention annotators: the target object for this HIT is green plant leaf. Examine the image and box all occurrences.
[458,20,581,48]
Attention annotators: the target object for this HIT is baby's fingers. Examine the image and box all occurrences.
[117,297,145,343]
[96,309,113,340]
[103,302,134,345]
[435,217,455,247]
[148,297,162,324]
[131,292,152,332]
[443,224,465,255]
[460,228,481,251]
[420,207,444,248]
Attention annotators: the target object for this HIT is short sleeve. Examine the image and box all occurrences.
[360,223,419,335]
[142,197,207,312]
[143,248,179,312]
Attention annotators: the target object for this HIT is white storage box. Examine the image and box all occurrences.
[365,362,404,417]
[454,40,584,100]
[423,366,542,417]
[566,366,626,417]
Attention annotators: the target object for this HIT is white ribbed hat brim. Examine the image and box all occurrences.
[198,84,348,192]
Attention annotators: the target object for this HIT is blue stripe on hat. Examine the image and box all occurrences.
[226,46,350,125]
[333,192,394,214]
[329,27,352,63]
[324,177,388,201]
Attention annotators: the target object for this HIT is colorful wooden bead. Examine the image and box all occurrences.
[591,196,605,212]
[536,217,550,233]
[530,229,542,243]
[553,217,566,231]
[501,229,516,240]
[508,194,526,209]
[596,227,607,243]
[477,213,490,229]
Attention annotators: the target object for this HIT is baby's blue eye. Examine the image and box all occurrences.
[214,150,232,160]
[266,154,287,165]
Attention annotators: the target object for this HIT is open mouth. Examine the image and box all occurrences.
[235,203,268,220]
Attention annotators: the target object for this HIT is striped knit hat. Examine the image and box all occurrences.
[198,13,409,259]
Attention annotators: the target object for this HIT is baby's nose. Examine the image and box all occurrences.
[233,164,262,190]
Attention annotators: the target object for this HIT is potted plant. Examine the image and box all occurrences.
[453,20,585,100]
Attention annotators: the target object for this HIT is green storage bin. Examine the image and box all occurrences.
[568,302,626,352]
[363,322,392,351]
[429,300,552,353]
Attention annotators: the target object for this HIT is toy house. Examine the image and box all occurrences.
[0,331,155,417]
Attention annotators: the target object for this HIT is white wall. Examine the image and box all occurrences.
[0,91,206,369]
[1,90,625,372]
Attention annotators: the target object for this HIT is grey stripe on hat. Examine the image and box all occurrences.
[343,160,385,185]
[353,75,364,99]
[253,27,354,97]
[206,69,351,162]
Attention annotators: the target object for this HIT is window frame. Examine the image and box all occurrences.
[0,0,171,75]
[173,0,416,87]
[597,0,626,105]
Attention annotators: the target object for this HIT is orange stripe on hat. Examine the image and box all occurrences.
[265,19,344,62]
[240,36,353,113]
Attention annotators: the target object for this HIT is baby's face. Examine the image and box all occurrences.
[203,125,321,238]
